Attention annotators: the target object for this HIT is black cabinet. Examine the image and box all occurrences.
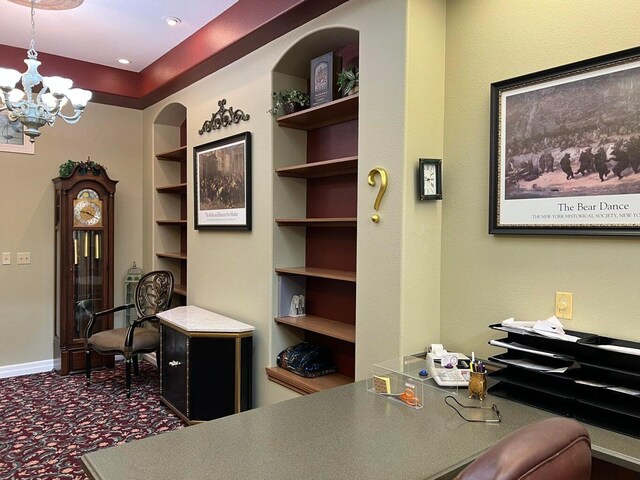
[160,326,188,415]
[158,306,254,424]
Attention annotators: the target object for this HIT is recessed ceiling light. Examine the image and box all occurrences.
[117,58,131,65]
[163,16,182,27]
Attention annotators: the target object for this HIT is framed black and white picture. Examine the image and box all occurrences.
[193,131,251,230]
[0,112,34,155]
[490,47,640,236]
[418,158,442,201]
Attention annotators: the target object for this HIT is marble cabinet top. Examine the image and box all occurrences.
[157,305,255,333]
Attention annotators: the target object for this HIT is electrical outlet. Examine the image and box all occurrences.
[555,292,573,320]
[16,252,31,265]
[1,252,10,265]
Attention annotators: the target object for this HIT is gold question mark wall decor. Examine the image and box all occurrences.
[367,167,388,223]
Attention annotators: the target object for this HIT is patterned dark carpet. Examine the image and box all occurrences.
[0,361,185,480]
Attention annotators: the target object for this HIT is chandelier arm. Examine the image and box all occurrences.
[56,109,85,124]
[2,97,25,113]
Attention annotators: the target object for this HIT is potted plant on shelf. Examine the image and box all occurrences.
[268,89,310,115]
[337,64,359,97]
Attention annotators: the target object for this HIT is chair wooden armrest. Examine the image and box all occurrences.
[85,303,135,339]
[124,314,159,348]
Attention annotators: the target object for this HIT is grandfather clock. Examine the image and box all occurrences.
[53,162,117,375]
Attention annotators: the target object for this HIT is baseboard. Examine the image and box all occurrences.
[142,353,157,366]
[0,359,55,379]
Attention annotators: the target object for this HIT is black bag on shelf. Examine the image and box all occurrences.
[277,342,336,378]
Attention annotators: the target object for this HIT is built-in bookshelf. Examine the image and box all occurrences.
[153,108,187,302]
[267,36,360,394]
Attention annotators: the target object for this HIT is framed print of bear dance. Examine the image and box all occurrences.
[490,47,640,236]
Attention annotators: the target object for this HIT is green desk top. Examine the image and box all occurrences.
[82,381,640,480]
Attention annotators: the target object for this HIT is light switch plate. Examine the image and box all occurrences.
[555,292,573,320]
[1,252,10,265]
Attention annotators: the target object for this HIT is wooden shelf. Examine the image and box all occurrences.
[174,284,187,296]
[156,252,187,260]
[156,183,187,194]
[156,145,187,162]
[156,219,187,226]
[265,366,352,395]
[276,156,358,178]
[275,315,355,343]
[276,95,358,130]
[275,266,356,283]
[275,217,356,227]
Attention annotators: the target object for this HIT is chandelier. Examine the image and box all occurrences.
[0,0,91,143]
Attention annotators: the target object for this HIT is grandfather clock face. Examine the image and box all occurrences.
[73,189,103,227]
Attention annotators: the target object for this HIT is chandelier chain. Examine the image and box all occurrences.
[28,0,37,59]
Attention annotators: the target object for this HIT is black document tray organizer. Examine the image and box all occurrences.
[487,324,640,439]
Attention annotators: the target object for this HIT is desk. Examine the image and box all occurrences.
[82,378,640,480]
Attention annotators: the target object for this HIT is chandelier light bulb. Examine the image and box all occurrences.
[43,76,73,96]
[41,92,58,109]
[0,68,22,91]
[66,88,92,108]
[7,89,26,103]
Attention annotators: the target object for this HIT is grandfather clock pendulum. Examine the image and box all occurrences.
[53,161,117,375]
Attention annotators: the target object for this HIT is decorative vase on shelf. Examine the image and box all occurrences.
[283,102,302,115]
[346,85,359,97]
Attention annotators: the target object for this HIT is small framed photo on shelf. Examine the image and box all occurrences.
[0,112,34,155]
[310,51,340,107]
[193,131,251,230]
[418,158,442,201]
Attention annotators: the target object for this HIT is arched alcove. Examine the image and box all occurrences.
[152,102,188,303]
[273,27,359,76]
[268,27,360,394]
[154,103,187,127]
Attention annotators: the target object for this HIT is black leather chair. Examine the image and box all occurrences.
[85,270,174,397]
[455,417,591,480]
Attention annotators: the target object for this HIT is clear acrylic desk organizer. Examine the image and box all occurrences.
[367,352,460,409]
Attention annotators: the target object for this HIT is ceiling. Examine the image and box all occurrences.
[0,0,239,72]
[0,0,350,107]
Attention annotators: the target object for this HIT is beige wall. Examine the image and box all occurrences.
[0,103,143,367]
[142,0,446,405]
[441,0,640,358]
[400,0,446,355]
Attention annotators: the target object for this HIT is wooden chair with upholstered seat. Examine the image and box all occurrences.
[84,270,174,397]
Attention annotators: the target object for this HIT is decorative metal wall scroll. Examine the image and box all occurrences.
[198,99,250,135]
